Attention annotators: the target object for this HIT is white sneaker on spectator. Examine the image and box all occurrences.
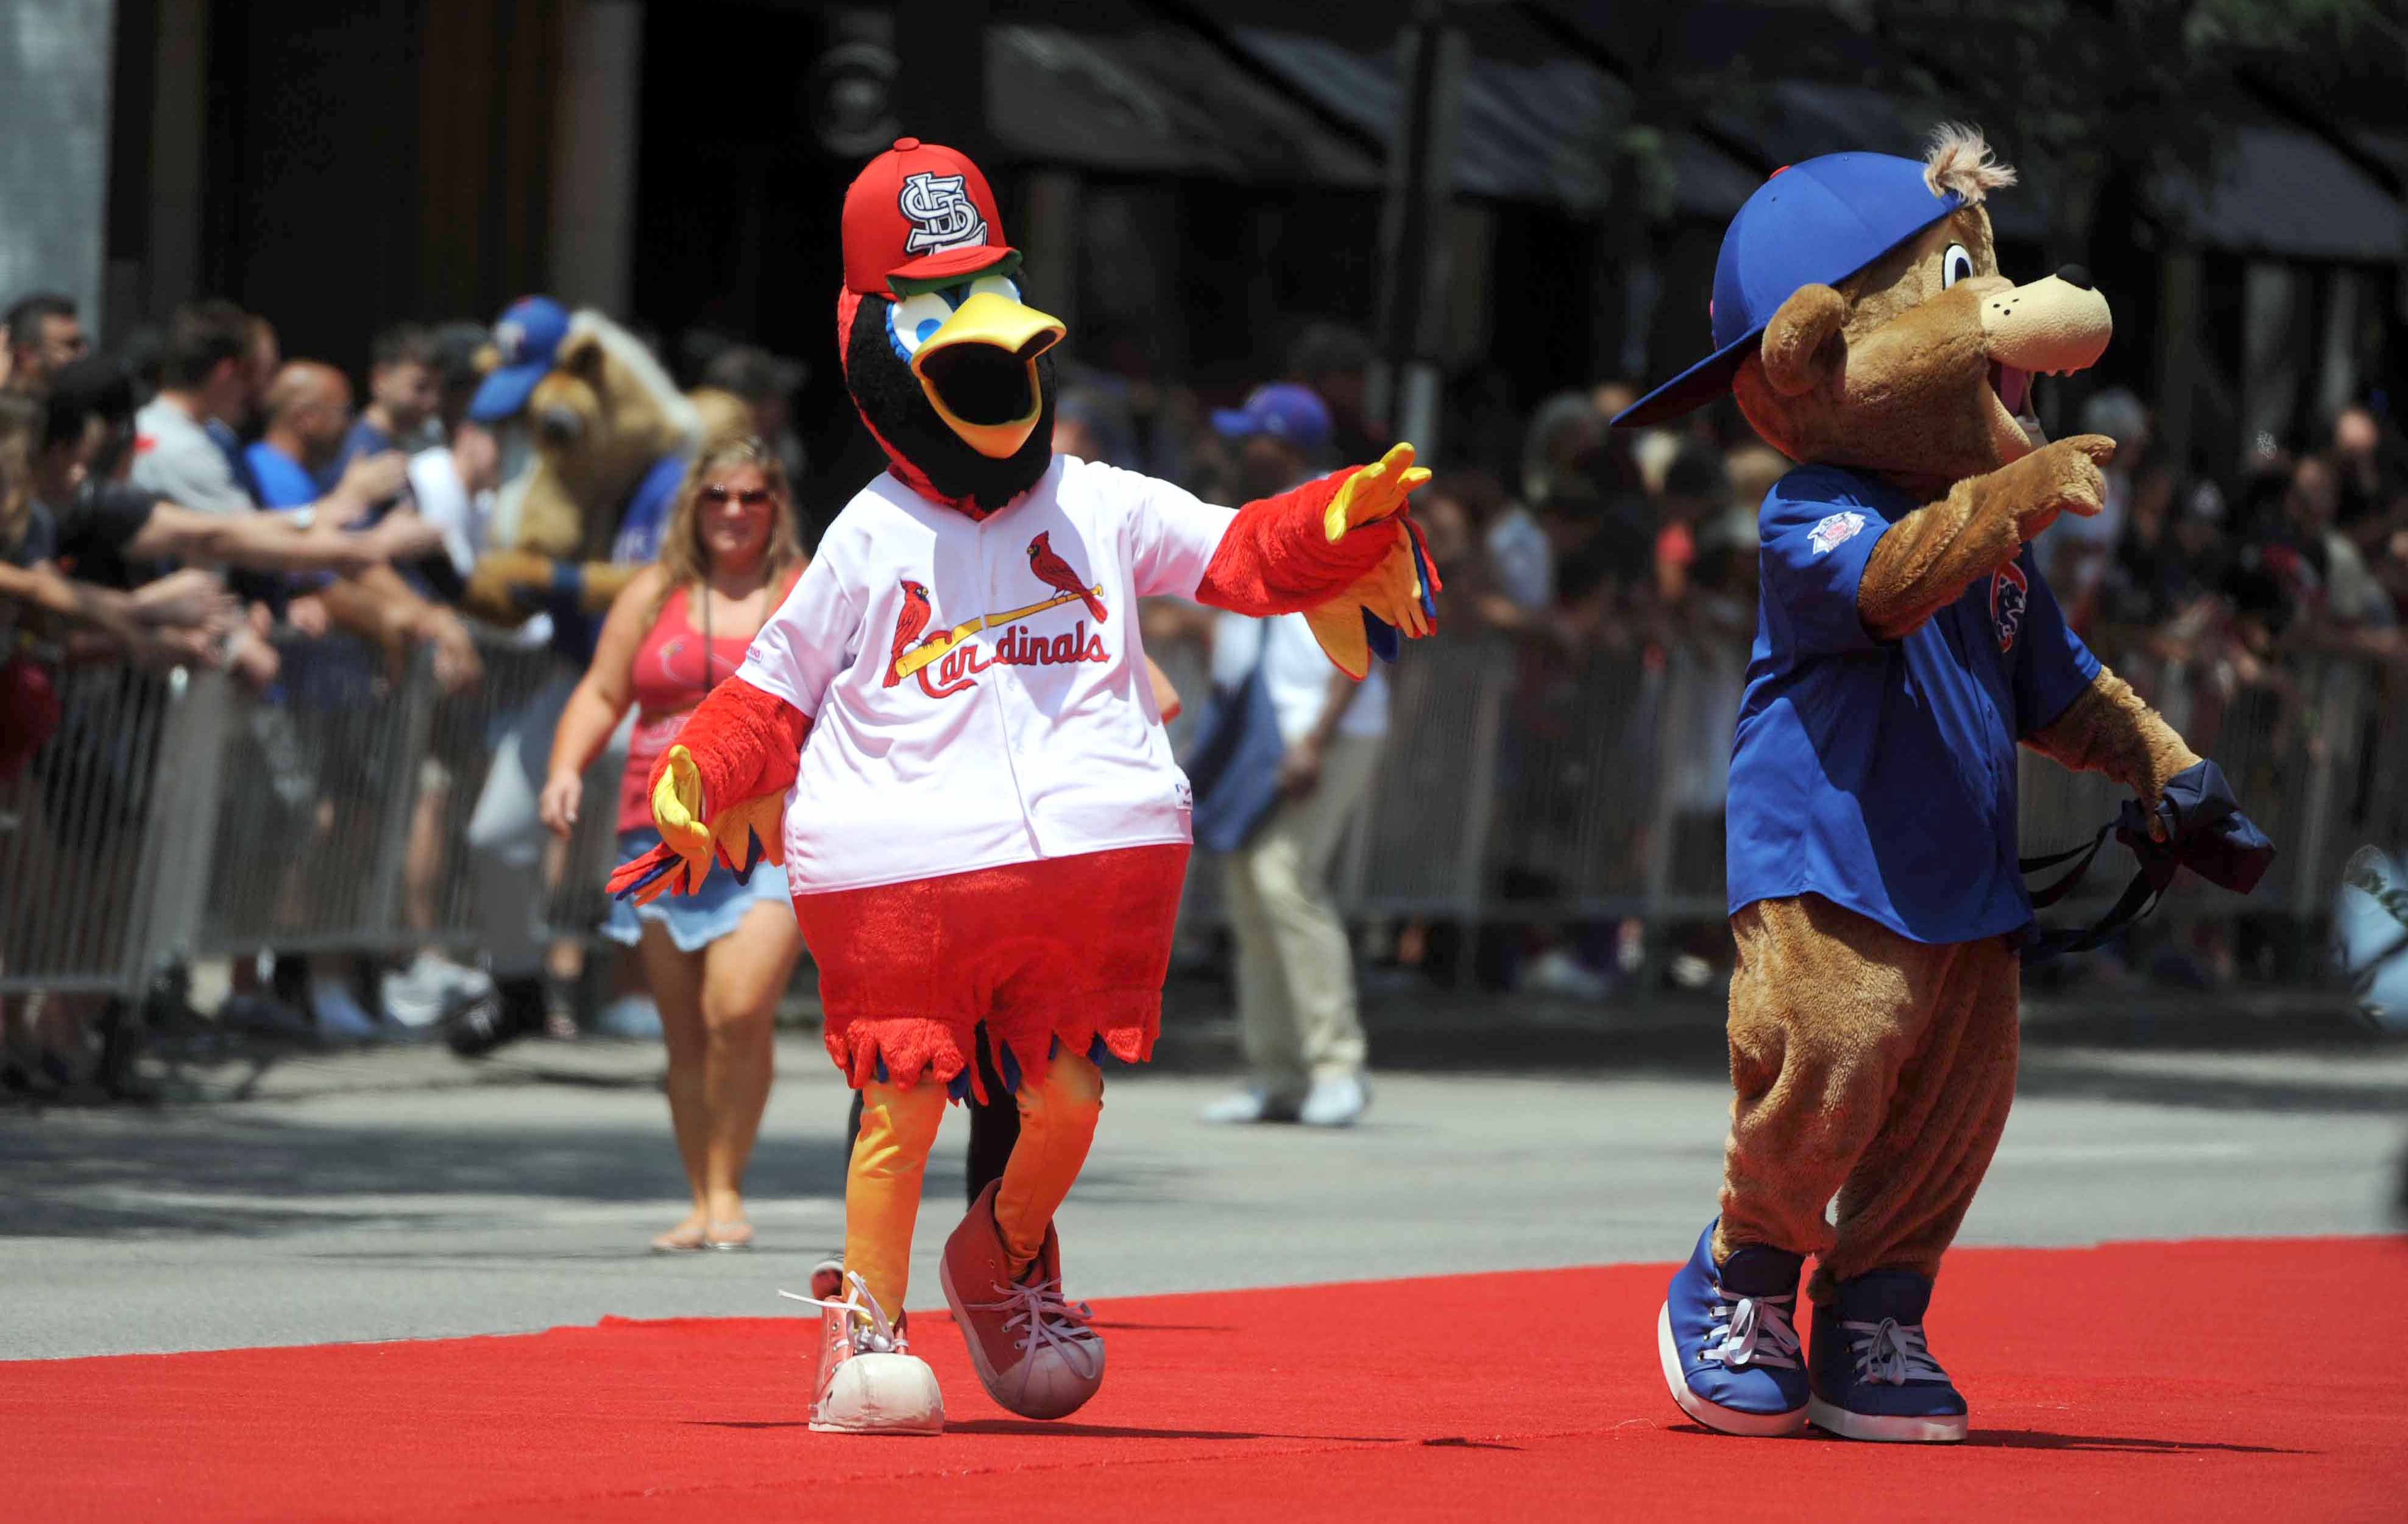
[1668,953,1716,990]
[310,979,381,1041]
[381,953,490,1028]
[1298,1073,1370,1127]
[1198,1086,1298,1125]
[1524,947,1611,1000]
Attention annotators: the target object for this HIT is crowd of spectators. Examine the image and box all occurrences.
[2,294,505,1092]
[6,277,2406,1094]
[1107,333,2408,1001]
[0,284,829,1098]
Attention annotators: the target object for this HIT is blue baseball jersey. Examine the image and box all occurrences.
[609,453,688,566]
[545,452,692,666]
[1725,464,2101,944]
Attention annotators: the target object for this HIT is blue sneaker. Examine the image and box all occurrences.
[1805,1271,1968,1442]
[1656,1219,1807,1436]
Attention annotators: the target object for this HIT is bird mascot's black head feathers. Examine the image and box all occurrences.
[838,138,1064,517]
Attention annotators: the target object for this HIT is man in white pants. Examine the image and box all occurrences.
[1198,384,1384,1127]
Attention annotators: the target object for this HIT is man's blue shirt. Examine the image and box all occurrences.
[1725,464,2101,944]
[246,439,375,708]
[330,417,395,484]
[243,440,319,512]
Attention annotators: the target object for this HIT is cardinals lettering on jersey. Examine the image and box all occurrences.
[880,536,1113,694]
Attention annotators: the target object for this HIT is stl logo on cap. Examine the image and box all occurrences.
[899,172,988,256]
[842,137,1015,297]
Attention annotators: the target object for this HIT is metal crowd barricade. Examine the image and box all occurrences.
[5,621,2401,1006]
[2,630,619,1001]
[1339,634,1514,918]
[1167,621,2404,954]
[2014,638,2396,923]
[1,660,187,997]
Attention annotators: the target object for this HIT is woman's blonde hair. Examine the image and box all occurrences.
[653,434,804,616]
[0,393,40,557]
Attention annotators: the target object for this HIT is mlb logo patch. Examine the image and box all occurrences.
[1991,561,2028,653]
[1807,511,1866,556]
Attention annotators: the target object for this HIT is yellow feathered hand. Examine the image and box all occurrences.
[603,744,786,906]
[1303,443,1442,680]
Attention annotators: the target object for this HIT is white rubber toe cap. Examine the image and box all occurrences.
[812,1351,944,1435]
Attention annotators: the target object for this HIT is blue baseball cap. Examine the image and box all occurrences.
[1211,383,1333,450]
[1614,154,1963,428]
[467,296,572,422]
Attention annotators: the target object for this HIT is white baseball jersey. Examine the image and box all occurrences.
[735,454,1237,894]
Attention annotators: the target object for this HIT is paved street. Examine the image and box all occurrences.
[6,993,2406,1361]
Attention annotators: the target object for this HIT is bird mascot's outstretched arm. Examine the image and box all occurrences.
[1192,443,1442,679]
[605,676,811,905]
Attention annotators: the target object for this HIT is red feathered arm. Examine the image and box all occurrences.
[647,675,811,818]
[609,676,812,904]
[1194,468,1401,616]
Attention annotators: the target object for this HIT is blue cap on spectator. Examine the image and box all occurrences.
[468,296,571,422]
[1211,383,1333,450]
[1613,154,1963,428]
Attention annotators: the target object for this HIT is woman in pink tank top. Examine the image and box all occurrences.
[539,437,806,1252]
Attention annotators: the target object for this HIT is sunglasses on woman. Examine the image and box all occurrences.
[699,485,774,507]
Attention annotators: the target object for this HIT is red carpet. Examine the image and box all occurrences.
[6,1236,2402,1522]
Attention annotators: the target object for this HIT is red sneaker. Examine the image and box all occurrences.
[784,1260,944,1435]
[939,1181,1105,1419]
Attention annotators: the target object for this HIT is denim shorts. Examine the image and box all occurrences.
[601,827,793,952]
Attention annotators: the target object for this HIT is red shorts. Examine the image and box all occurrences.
[794,843,1189,1097]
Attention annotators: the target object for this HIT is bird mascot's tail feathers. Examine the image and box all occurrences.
[606,677,812,906]
[1195,442,1442,679]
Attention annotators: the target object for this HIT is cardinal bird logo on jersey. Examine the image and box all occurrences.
[886,579,935,687]
[1991,560,2028,654]
[1027,533,1108,623]
[882,552,1111,697]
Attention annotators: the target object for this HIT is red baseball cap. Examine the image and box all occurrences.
[841,138,1015,297]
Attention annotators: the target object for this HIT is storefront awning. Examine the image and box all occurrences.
[2154,126,2407,262]
[988,23,2407,260]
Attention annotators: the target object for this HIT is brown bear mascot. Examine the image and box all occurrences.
[1621,128,2265,1443]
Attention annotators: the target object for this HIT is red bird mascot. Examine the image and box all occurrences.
[609,137,1439,1434]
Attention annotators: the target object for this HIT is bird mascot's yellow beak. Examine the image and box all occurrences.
[908,291,1067,458]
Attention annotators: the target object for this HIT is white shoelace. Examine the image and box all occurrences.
[1840,1317,1947,1385]
[781,1271,908,1355]
[1699,1283,1801,1371]
[965,1275,1100,1358]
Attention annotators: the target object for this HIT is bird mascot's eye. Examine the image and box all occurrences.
[965,273,1022,305]
[1940,244,1975,289]
[888,291,956,359]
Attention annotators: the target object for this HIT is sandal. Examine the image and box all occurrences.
[650,1219,709,1254]
[705,1219,754,1252]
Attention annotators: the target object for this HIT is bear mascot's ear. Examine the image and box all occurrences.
[1758,283,1848,398]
